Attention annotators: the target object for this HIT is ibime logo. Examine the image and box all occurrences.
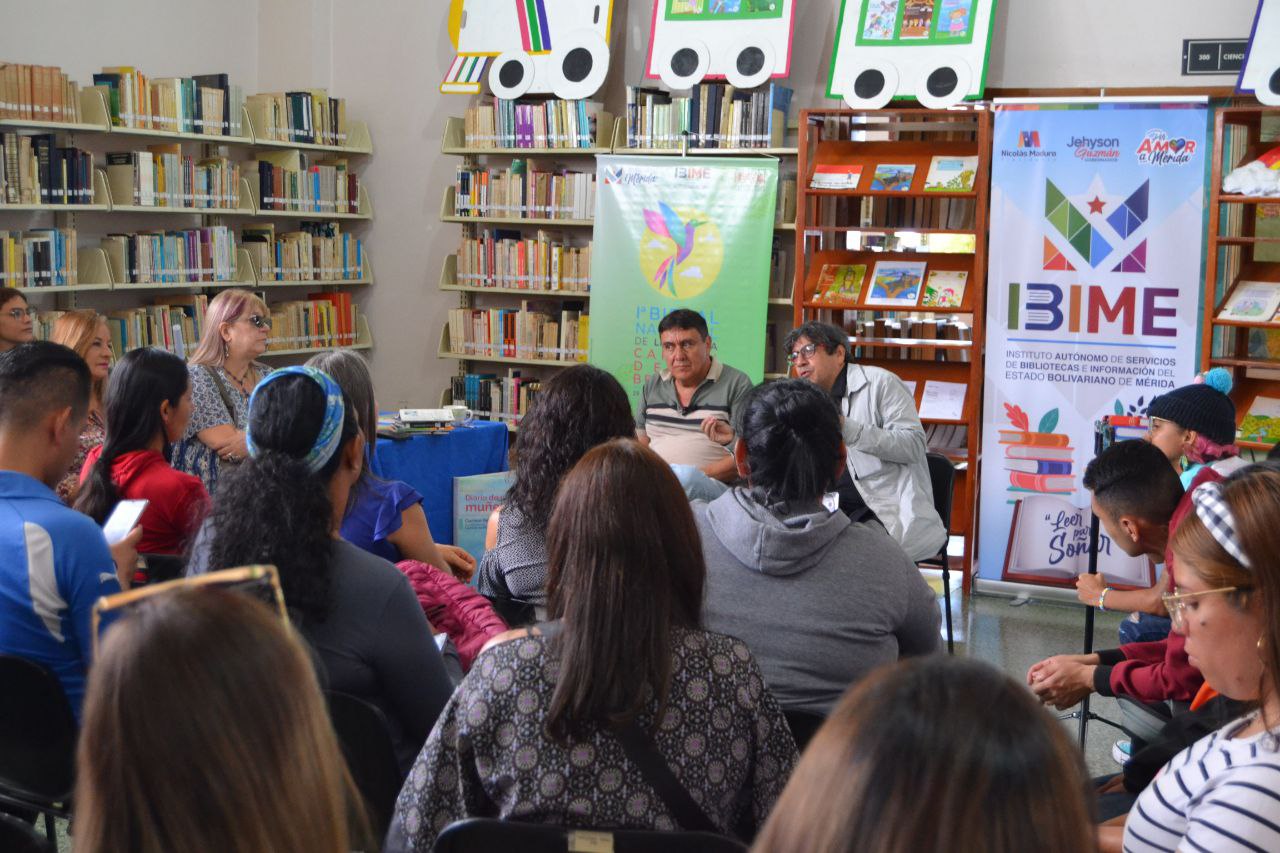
[1018,131,1041,148]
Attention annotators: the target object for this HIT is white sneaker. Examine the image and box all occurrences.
[1112,740,1133,766]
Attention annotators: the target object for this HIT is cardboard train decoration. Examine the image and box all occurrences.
[1240,0,1280,106]
[645,0,797,91]
[828,0,998,109]
[443,0,614,99]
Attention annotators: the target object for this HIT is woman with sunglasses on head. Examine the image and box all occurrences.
[1103,465,1280,853]
[0,287,35,352]
[172,289,273,494]
[49,310,113,502]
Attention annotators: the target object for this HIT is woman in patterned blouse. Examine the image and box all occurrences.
[387,439,799,851]
[50,310,112,502]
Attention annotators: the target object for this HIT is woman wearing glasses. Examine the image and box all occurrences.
[1104,465,1280,853]
[172,289,273,494]
[0,287,35,352]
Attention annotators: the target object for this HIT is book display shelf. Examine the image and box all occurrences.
[1202,105,1280,454]
[2,83,375,360]
[794,107,992,585]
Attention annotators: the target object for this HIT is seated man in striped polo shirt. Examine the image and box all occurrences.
[636,309,753,501]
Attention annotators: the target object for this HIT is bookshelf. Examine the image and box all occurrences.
[793,107,992,586]
[1202,105,1280,454]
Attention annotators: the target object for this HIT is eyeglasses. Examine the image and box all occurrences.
[787,343,819,363]
[243,314,272,329]
[4,307,35,320]
[1161,585,1242,633]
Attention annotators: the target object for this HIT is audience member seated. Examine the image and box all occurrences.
[306,349,474,579]
[0,287,35,352]
[636,309,753,501]
[387,440,798,851]
[187,366,453,773]
[74,348,209,571]
[0,342,138,719]
[73,586,368,853]
[474,364,634,608]
[1028,441,1205,754]
[752,657,1095,853]
[697,379,939,716]
[171,289,272,494]
[48,310,112,502]
[783,321,945,561]
[1101,465,1280,853]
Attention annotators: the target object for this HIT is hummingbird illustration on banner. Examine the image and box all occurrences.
[643,201,706,297]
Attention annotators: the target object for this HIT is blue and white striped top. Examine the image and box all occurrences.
[1124,712,1280,852]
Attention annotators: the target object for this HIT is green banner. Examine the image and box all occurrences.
[590,155,777,407]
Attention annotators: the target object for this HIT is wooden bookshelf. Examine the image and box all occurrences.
[794,107,992,587]
[1202,105,1280,453]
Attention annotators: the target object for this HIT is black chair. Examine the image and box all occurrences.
[326,691,403,843]
[0,656,77,840]
[433,818,748,853]
[782,709,826,752]
[0,813,55,853]
[139,553,187,585]
[920,452,957,654]
[483,595,537,628]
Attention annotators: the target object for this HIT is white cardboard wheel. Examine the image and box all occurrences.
[723,39,776,90]
[838,60,898,110]
[488,51,535,99]
[913,57,973,110]
[657,39,711,91]
[549,29,611,100]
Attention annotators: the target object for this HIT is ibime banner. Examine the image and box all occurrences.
[589,155,777,406]
[976,98,1208,589]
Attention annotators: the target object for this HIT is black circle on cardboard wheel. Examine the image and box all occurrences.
[563,47,593,84]
[927,66,959,98]
[498,60,525,90]
[1270,67,1280,95]
[671,48,700,77]
[854,69,885,100]
[737,46,766,77]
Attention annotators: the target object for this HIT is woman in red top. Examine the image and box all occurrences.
[76,348,209,558]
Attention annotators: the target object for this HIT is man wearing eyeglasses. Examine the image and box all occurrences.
[0,288,36,352]
[636,309,753,500]
[781,321,945,562]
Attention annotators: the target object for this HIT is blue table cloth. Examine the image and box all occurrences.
[370,420,509,545]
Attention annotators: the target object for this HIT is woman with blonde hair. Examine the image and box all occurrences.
[172,288,272,493]
[49,309,112,501]
[73,586,368,853]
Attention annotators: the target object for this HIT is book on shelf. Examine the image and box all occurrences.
[89,295,209,357]
[1239,395,1280,445]
[1003,493,1154,589]
[457,229,590,292]
[1219,280,1280,323]
[923,155,978,192]
[850,316,971,362]
[776,176,796,225]
[1,133,94,205]
[245,150,358,214]
[454,163,595,220]
[464,98,604,149]
[450,370,545,427]
[768,236,792,301]
[91,67,243,135]
[242,221,364,282]
[0,227,76,287]
[245,89,348,146]
[0,63,82,123]
[266,294,360,351]
[870,163,916,192]
[446,303,588,362]
[921,269,967,308]
[863,194,975,230]
[106,147,240,209]
[625,82,792,150]
[865,260,925,307]
[101,227,238,285]
[810,163,862,189]
[813,263,867,306]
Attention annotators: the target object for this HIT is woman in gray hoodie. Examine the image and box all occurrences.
[695,379,940,717]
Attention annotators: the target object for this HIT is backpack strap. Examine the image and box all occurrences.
[201,364,242,426]
[614,719,718,834]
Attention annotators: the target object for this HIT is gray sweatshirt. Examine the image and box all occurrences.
[695,488,940,716]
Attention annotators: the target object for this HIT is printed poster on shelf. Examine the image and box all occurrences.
[590,155,777,408]
[976,99,1209,589]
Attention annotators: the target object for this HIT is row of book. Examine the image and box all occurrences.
[810,157,978,193]
[0,228,76,287]
[242,222,364,282]
[249,151,359,214]
[35,297,208,358]
[92,68,243,137]
[453,165,595,220]
[266,293,361,351]
[446,305,588,363]
[101,227,239,285]
[462,98,604,149]
[849,317,973,362]
[449,371,544,428]
[245,90,350,147]
[624,83,792,150]
[807,261,969,310]
[0,62,83,123]
[1,133,94,205]
[105,148,240,209]
[456,229,590,293]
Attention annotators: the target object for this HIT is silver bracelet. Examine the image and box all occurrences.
[1098,587,1111,612]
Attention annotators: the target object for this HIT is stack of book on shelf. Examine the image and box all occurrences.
[92,68,243,136]
[0,63,83,123]
[925,423,968,459]
[625,83,792,149]
[0,228,76,287]
[457,229,590,292]
[106,147,240,209]
[101,227,237,285]
[446,304,588,362]
[47,296,210,357]
[850,317,972,362]
[1,134,94,205]
[245,89,348,146]
[454,163,595,220]
[464,98,604,149]
[242,222,363,282]
[267,292,359,351]
[450,371,544,428]
[245,151,358,214]
[1000,406,1076,498]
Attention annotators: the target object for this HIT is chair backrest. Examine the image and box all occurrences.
[433,818,748,853]
[326,691,402,842]
[924,452,956,530]
[139,553,187,585]
[0,656,77,809]
[0,813,55,853]
[782,708,826,752]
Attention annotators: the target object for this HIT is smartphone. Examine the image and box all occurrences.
[103,499,148,545]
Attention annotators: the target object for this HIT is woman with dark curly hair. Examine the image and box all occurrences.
[187,366,453,773]
[474,364,635,609]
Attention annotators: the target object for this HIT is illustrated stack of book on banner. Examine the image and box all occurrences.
[624,82,792,149]
[999,403,1074,500]
[464,98,604,149]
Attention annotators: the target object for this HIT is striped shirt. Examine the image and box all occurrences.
[636,358,753,468]
[1124,712,1280,853]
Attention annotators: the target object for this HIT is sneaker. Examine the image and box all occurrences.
[1112,740,1133,766]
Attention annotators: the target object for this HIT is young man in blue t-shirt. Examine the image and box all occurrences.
[0,341,138,718]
